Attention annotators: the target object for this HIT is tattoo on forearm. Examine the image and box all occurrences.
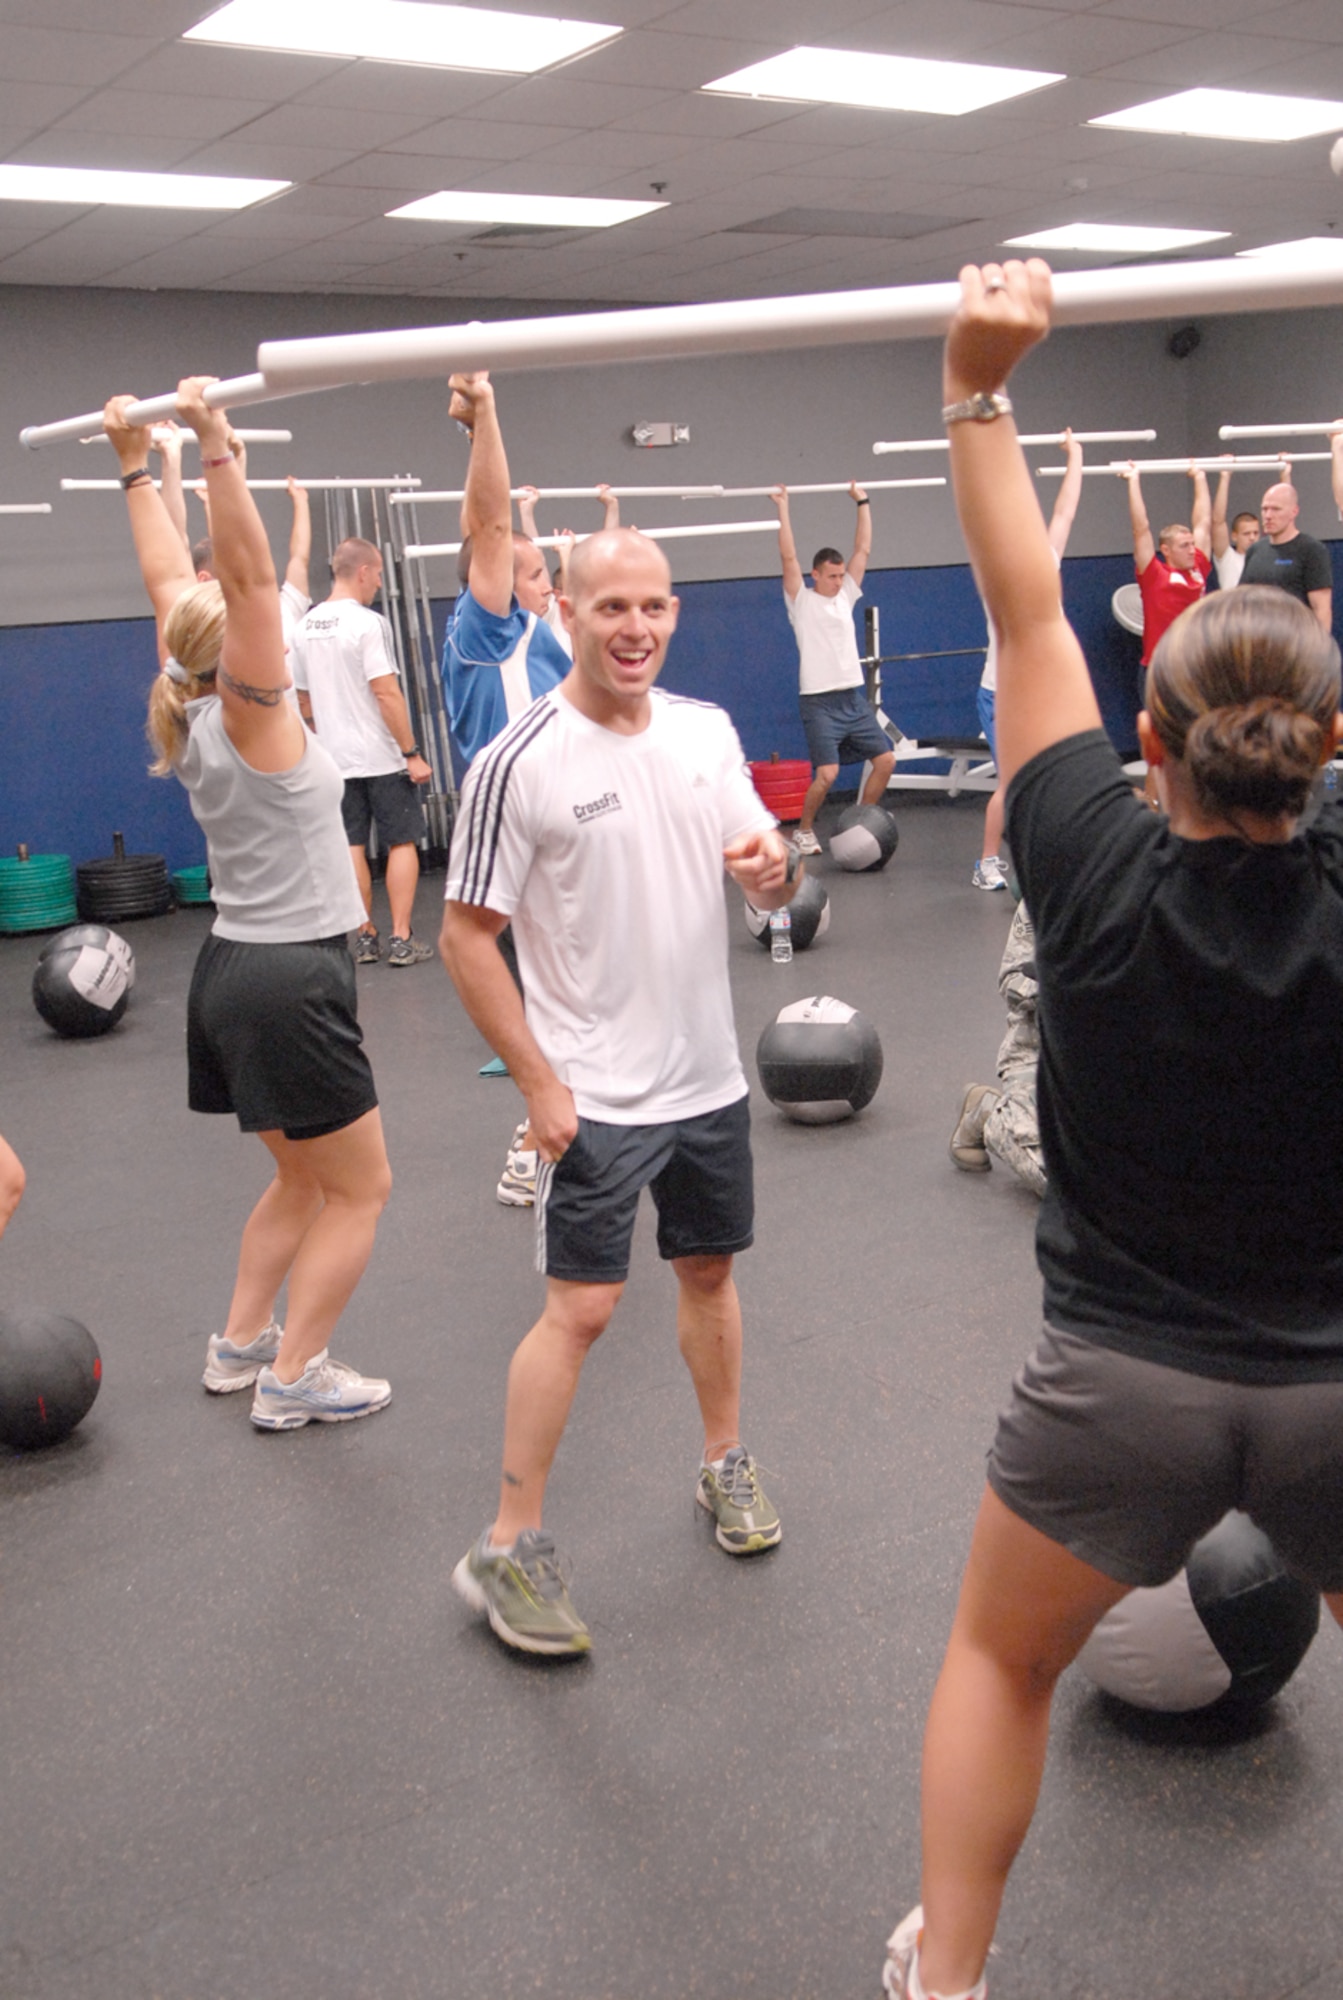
[502,1470,522,1488]
[219,668,284,707]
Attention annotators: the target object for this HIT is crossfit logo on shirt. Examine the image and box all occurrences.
[573,791,622,823]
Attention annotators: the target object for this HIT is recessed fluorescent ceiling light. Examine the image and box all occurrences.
[1090,88,1343,143]
[1237,237,1343,263]
[1005,223,1229,253]
[702,47,1062,117]
[0,163,287,208]
[186,0,620,73]
[388,190,665,227]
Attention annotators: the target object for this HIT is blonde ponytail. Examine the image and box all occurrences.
[146,581,226,775]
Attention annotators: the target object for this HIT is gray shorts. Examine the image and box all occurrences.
[535,1096,754,1285]
[988,1324,1343,1592]
[340,770,426,851]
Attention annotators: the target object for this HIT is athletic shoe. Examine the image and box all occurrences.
[250,1350,391,1431]
[355,927,380,965]
[972,856,1008,892]
[202,1320,281,1394]
[451,1527,592,1656]
[479,1055,510,1077]
[881,1904,989,2000]
[696,1445,781,1554]
[387,932,434,967]
[949,1083,1000,1173]
[497,1124,538,1207]
[791,828,823,857]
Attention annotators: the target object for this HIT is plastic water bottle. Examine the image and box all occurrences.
[769,905,792,964]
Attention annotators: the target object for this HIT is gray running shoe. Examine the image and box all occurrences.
[355,927,380,965]
[203,1320,281,1394]
[387,932,434,967]
[250,1350,391,1431]
[950,1083,1000,1172]
[496,1125,538,1207]
[451,1527,592,1656]
[696,1445,781,1554]
[791,828,823,856]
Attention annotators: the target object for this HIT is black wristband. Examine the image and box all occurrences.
[855,497,870,506]
[403,743,421,759]
[121,467,152,490]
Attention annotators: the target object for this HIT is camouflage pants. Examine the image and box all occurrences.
[985,900,1045,1197]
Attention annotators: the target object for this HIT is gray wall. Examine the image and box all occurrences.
[3,280,1342,627]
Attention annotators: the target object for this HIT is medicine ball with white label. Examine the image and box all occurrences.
[1076,1511,1320,1720]
[744,873,831,951]
[32,933,133,1038]
[830,803,899,873]
[38,923,136,990]
[756,995,883,1123]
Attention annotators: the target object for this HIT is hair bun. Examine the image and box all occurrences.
[1184,695,1324,820]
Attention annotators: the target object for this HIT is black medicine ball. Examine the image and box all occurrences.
[830,804,899,873]
[39,924,136,990]
[32,933,132,1038]
[756,995,883,1123]
[0,1310,102,1449]
[744,872,831,950]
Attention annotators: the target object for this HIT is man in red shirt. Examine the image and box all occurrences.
[1123,460,1212,668]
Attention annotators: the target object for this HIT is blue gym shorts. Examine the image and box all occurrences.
[535,1095,754,1284]
[800,688,892,769]
[988,1323,1343,1593]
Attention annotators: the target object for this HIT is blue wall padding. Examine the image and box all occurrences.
[1,616,204,868]
[6,548,1323,868]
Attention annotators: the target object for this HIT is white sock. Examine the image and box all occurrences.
[909,1954,987,2000]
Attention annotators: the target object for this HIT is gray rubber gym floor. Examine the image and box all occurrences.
[3,794,1343,2000]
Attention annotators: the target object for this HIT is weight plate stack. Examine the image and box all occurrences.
[0,853,79,934]
[77,836,173,923]
[170,865,213,906]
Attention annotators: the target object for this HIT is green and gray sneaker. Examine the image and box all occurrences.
[696,1445,781,1554]
[451,1527,592,1656]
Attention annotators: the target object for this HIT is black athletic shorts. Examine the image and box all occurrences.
[535,1094,754,1284]
[988,1323,1343,1593]
[341,771,426,850]
[187,931,378,1140]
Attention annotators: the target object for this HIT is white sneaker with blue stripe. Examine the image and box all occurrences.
[250,1349,391,1431]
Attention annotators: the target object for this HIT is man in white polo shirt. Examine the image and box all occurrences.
[291,537,434,967]
[440,526,797,1657]
[772,481,894,855]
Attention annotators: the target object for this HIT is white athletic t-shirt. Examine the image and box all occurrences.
[447,686,773,1123]
[1214,547,1246,591]
[787,572,863,695]
[289,598,405,779]
[542,595,574,659]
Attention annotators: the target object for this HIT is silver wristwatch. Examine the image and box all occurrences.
[941,392,1013,426]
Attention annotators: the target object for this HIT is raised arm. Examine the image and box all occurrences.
[849,481,871,585]
[515,484,540,541]
[597,482,621,530]
[1046,429,1083,558]
[174,378,302,766]
[284,477,311,600]
[104,396,196,656]
[453,372,514,618]
[1189,465,1212,558]
[1122,463,1155,574]
[943,260,1102,792]
[1211,464,1232,560]
[772,487,804,599]
[152,424,190,554]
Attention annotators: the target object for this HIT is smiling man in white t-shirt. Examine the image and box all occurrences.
[772,481,895,855]
[440,527,798,1657]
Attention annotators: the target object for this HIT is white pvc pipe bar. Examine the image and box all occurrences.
[390,484,726,506]
[21,374,321,452]
[61,476,420,493]
[257,257,1343,395]
[0,502,51,514]
[873,429,1156,455]
[719,477,945,495]
[80,426,295,447]
[1036,456,1288,478]
[1219,422,1343,440]
[406,518,779,560]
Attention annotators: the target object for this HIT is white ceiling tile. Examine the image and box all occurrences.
[219,104,442,152]
[556,30,780,90]
[382,119,587,161]
[827,0,1069,57]
[5,132,208,171]
[517,128,699,172]
[284,67,515,115]
[463,76,684,126]
[987,15,1198,68]
[170,139,357,180]
[314,154,488,192]
[0,80,90,128]
[1,26,160,88]
[1095,37,1332,87]
[110,44,346,99]
[649,0,898,37]
[46,89,275,142]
